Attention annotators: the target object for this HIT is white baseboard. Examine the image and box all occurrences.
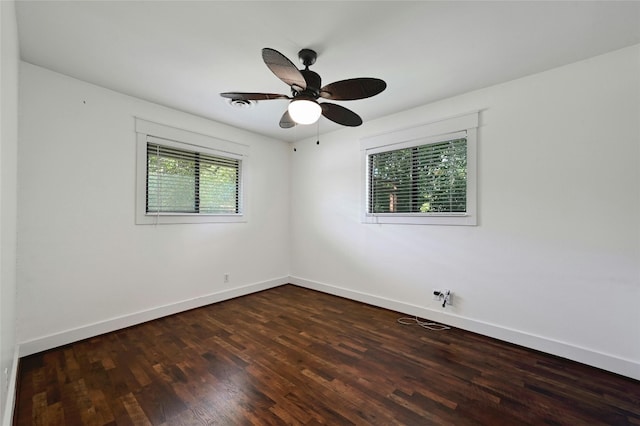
[15,275,640,381]
[289,276,640,381]
[1,347,19,426]
[18,277,288,357]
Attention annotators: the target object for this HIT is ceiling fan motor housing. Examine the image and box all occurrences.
[295,69,321,98]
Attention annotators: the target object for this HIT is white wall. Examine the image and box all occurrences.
[17,63,291,353]
[0,0,19,423]
[14,42,640,383]
[290,45,640,379]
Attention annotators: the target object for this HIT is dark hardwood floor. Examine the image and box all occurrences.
[14,284,640,425]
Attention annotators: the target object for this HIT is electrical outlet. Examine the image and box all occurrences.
[432,289,442,301]
[224,273,230,283]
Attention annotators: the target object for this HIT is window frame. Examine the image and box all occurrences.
[135,118,249,225]
[361,112,478,226]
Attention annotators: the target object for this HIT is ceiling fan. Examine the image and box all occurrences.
[221,48,387,128]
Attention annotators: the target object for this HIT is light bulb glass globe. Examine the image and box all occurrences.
[288,99,322,125]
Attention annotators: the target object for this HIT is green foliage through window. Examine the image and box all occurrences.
[146,143,239,214]
[368,138,467,214]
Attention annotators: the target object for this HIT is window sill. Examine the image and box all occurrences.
[137,213,246,225]
[362,214,476,226]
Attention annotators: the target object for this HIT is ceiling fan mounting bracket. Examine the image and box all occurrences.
[298,49,317,68]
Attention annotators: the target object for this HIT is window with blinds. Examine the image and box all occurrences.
[361,111,478,225]
[368,138,467,214]
[146,143,240,215]
[135,118,248,225]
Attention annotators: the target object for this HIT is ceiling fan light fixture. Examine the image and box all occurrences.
[288,99,321,125]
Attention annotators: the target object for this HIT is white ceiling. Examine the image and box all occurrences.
[15,1,640,143]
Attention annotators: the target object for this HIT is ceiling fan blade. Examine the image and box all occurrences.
[262,48,307,91]
[320,78,386,101]
[321,103,363,127]
[220,92,290,101]
[279,110,296,129]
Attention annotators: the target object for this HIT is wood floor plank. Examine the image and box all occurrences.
[14,284,640,425]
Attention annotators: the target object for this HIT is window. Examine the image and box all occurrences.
[361,112,478,225]
[136,119,249,224]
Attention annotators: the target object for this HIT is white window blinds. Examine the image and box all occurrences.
[146,142,240,214]
[368,137,467,214]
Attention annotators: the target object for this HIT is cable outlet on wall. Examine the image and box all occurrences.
[224,273,230,283]
[433,289,453,307]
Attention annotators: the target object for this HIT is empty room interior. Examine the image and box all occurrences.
[1,1,640,424]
